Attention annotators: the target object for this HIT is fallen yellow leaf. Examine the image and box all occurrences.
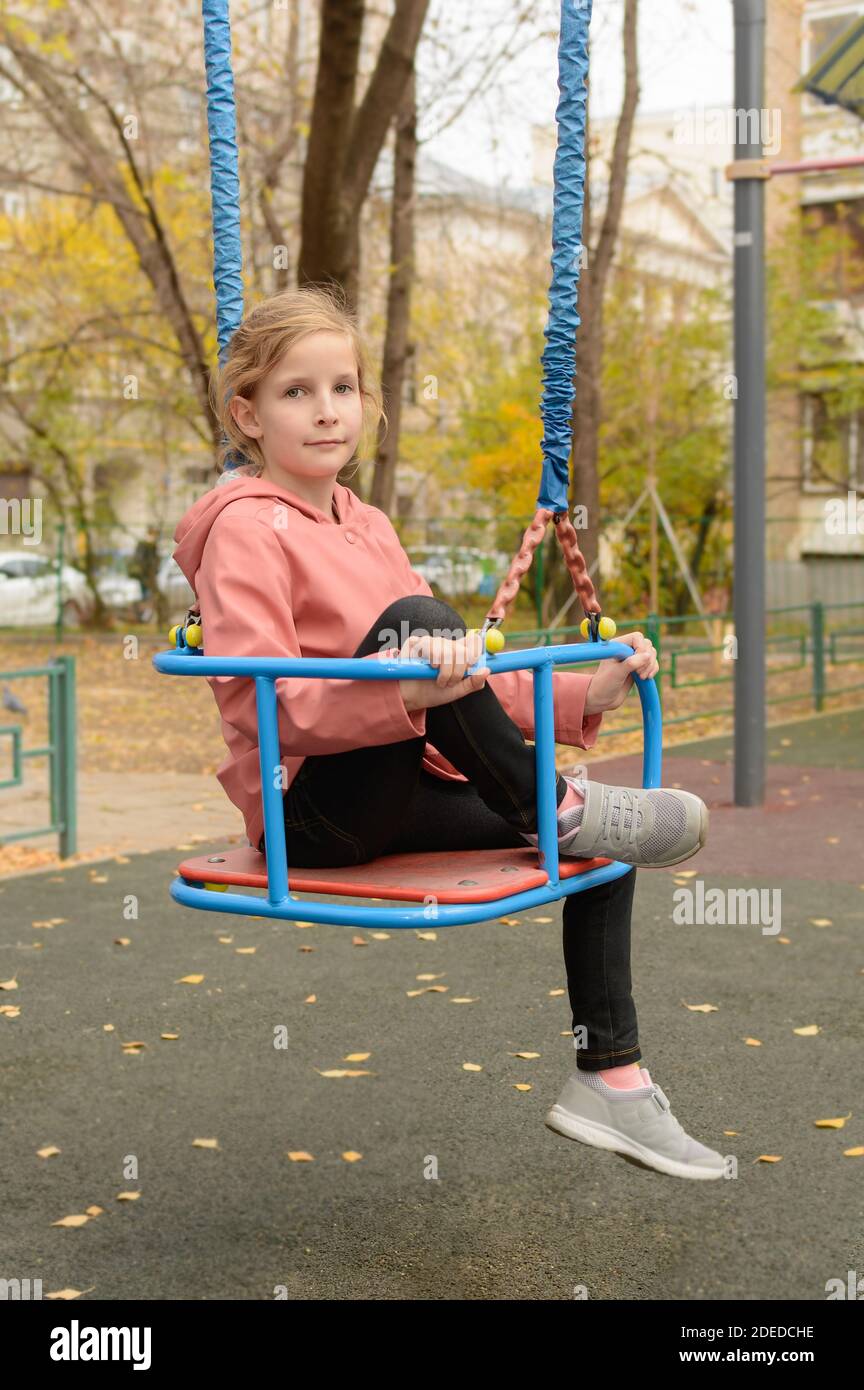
[45,1288,88,1300]
[341,1151,363,1162]
[192,1138,220,1149]
[304,993,316,1003]
[510,1051,541,1059]
[161,1033,180,1041]
[316,1069,372,1078]
[462,1062,483,1072]
[415,930,437,941]
[287,1151,314,1161]
[344,1052,371,1062]
[235,947,256,955]
[843,1146,864,1157]
[116,1192,140,1201]
[176,975,204,985]
[809,918,832,928]
[743,1037,762,1046]
[0,978,19,991]
[683,1002,719,1013]
[51,1214,90,1228]
[755,1155,783,1163]
[513,1083,532,1092]
[815,1114,852,1129]
[37,1146,61,1159]
[406,985,448,997]
[451,997,478,1004]
[793,1025,821,1036]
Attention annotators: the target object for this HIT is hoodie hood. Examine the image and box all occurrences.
[172,476,364,597]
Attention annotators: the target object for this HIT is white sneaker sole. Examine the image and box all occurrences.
[545,1103,727,1181]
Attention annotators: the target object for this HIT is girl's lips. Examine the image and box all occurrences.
[305,441,344,447]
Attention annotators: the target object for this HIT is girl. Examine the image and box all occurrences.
[173,286,727,1182]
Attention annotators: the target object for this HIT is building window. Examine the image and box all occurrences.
[802,392,864,490]
[801,198,864,300]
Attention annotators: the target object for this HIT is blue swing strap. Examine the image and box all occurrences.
[484,0,602,639]
[202,0,248,480]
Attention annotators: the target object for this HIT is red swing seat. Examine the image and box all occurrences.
[177,844,612,906]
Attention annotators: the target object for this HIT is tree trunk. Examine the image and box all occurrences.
[297,0,430,311]
[370,72,417,514]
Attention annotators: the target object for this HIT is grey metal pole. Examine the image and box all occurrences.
[732,0,766,806]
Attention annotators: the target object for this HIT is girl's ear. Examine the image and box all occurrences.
[230,393,262,439]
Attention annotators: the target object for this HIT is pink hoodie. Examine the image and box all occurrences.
[172,476,602,852]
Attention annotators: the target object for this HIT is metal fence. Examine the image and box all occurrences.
[0,656,76,857]
[505,600,864,743]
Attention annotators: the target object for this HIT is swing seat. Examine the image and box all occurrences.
[178,844,613,905]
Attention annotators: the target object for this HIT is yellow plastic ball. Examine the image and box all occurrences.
[485,628,505,654]
[598,616,617,640]
[185,623,202,648]
[168,624,179,646]
[203,881,228,892]
[580,618,591,639]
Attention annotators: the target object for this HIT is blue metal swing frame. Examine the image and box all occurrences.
[153,641,661,927]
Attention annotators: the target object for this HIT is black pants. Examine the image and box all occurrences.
[261,596,641,1073]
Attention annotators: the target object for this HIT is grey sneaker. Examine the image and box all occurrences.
[522,777,708,869]
[546,1068,728,1181]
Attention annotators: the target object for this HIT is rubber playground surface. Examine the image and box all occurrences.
[1,708,862,1301]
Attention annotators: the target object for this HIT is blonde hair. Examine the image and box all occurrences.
[209,284,385,483]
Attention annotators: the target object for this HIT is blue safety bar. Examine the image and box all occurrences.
[152,643,661,928]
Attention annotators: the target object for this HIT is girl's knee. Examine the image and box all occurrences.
[375,594,466,646]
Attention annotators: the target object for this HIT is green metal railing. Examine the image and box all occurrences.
[502,600,864,738]
[0,656,76,857]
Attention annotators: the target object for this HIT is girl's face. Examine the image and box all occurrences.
[231,330,364,484]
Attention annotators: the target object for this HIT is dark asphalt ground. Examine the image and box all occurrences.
[2,823,863,1301]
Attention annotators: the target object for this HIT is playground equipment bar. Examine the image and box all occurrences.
[732,0,766,807]
[773,155,864,175]
[727,154,864,179]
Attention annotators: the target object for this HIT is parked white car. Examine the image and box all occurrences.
[0,550,142,628]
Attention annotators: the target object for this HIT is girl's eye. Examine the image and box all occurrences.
[335,382,354,394]
[283,386,304,398]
